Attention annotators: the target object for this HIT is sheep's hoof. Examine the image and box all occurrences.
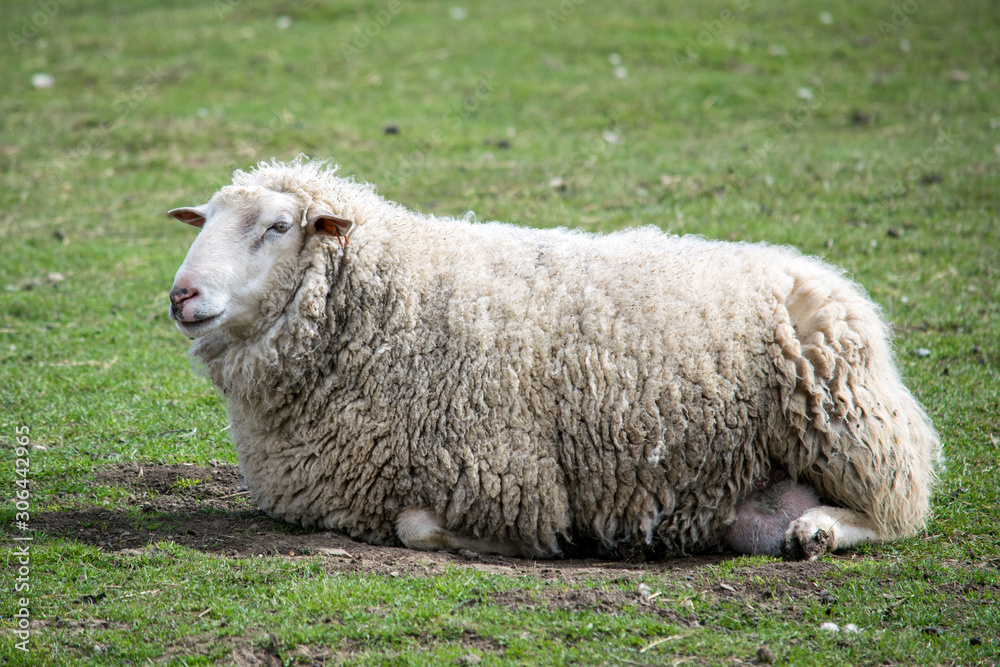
[782,523,832,562]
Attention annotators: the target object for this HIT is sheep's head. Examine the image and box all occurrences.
[168,185,351,338]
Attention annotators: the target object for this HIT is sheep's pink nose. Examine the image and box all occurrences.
[169,285,198,305]
[169,284,200,320]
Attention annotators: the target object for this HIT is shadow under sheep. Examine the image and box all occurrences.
[35,462,741,579]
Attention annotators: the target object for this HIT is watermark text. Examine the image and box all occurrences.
[12,425,33,652]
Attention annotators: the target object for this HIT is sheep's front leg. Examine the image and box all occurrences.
[396,507,525,558]
[782,506,880,561]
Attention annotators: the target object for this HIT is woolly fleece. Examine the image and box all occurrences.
[185,159,942,558]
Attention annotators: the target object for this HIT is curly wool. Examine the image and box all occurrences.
[191,158,942,557]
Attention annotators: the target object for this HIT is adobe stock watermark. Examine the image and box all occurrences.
[876,0,928,38]
[783,86,834,131]
[674,0,751,70]
[546,0,588,29]
[341,0,403,62]
[732,86,835,182]
[868,127,955,215]
[46,63,168,175]
[395,76,497,179]
[254,108,295,147]
[213,0,241,19]
[7,0,72,52]
[515,126,623,225]
[11,425,33,652]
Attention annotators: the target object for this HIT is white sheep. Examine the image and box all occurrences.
[168,158,941,560]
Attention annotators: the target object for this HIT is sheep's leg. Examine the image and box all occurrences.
[782,505,879,561]
[395,507,525,558]
[771,273,942,548]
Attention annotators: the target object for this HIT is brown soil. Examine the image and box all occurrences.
[37,462,746,581]
[34,462,930,600]
[32,467,872,622]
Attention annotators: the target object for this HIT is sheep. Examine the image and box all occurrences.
[167,157,942,561]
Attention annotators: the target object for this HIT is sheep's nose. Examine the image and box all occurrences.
[169,285,198,305]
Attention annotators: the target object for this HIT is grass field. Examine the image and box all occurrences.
[1,0,999,664]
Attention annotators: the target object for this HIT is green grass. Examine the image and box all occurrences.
[2,0,998,664]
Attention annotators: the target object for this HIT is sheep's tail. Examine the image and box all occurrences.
[768,261,943,539]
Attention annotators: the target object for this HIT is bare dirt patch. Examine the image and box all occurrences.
[52,463,952,625]
[158,633,362,667]
[56,464,978,639]
[93,461,251,513]
[33,465,863,642]
[38,463,747,583]
[485,585,691,626]
[38,465,870,597]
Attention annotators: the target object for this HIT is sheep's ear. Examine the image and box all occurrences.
[308,209,354,245]
[168,205,209,229]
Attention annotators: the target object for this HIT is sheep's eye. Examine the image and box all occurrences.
[268,221,291,234]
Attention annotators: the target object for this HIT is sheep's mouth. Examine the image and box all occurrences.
[174,311,224,337]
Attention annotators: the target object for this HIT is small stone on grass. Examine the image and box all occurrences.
[32,73,55,89]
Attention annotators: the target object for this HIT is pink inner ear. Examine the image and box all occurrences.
[169,207,206,228]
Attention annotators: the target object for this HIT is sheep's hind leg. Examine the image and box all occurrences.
[782,505,879,561]
[396,507,525,558]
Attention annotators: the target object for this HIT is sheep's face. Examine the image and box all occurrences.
[168,186,350,338]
